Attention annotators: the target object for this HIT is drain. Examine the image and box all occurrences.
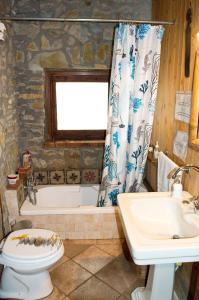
[182,200,190,204]
[172,234,180,239]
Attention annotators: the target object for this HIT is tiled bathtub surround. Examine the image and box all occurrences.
[34,169,101,185]
[16,212,124,240]
[6,180,124,240]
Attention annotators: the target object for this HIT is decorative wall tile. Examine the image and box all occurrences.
[81,169,99,184]
[34,171,48,184]
[66,170,81,184]
[49,170,65,184]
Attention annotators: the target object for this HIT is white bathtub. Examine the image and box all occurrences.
[20,184,117,215]
[19,184,122,239]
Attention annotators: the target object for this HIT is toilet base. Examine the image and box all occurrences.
[0,266,53,299]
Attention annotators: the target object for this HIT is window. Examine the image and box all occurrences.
[45,69,110,146]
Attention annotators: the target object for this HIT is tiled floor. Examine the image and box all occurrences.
[45,239,148,300]
[5,238,191,300]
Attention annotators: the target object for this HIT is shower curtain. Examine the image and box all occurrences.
[98,24,164,207]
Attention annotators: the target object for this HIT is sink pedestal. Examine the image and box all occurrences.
[131,264,178,300]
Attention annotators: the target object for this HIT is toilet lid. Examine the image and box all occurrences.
[3,229,62,260]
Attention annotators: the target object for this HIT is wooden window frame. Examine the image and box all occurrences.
[45,69,110,147]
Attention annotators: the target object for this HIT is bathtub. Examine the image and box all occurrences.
[20,184,117,215]
[19,184,123,239]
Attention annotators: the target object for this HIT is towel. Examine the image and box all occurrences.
[157,152,179,192]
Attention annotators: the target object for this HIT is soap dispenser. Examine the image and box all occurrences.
[171,175,183,198]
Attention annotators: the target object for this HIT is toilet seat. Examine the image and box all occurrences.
[0,228,64,272]
[2,228,61,261]
[0,228,64,299]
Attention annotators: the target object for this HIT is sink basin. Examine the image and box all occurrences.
[118,191,199,300]
[118,191,199,265]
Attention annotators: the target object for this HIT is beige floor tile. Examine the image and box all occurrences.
[96,239,124,245]
[96,254,140,294]
[96,244,123,257]
[51,260,92,295]
[42,286,66,300]
[65,239,96,245]
[63,240,92,258]
[49,255,70,272]
[73,245,115,274]
[69,276,120,300]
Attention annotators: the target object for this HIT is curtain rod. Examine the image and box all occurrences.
[0,17,174,25]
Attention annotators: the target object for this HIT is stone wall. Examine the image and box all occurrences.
[13,0,151,177]
[0,16,19,236]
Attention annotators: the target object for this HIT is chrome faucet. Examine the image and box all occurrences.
[24,174,38,205]
[170,165,199,179]
[169,165,199,211]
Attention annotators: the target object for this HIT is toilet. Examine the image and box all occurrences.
[0,228,64,299]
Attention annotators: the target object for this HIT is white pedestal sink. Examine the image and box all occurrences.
[118,191,199,300]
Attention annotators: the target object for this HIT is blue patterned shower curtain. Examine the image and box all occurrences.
[98,24,164,207]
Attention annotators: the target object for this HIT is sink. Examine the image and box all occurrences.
[118,191,199,300]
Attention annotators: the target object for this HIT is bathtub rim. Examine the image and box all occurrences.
[20,203,119,215]
[20,184,118,215]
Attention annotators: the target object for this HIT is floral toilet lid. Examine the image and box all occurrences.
[2,228,62,260]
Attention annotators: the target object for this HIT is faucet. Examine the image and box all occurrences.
[24,174,38,205]
[170,165,199,179]
[169,165,199,210]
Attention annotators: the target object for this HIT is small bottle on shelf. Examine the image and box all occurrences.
[153,141,159,159]
[22,150,32,169]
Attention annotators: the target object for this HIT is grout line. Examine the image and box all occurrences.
[71,246,118,273]
[52,240,126,297]
[49,256,71,272]
[64,243,93,259]
[67,275,93,297]
[52,282,67,298]
[93,273,122,297]
[70,256,97,275]
[51,242,142,299]
[95,243,123,258]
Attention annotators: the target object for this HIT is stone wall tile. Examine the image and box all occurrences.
[13,0,151,172]
[13,23,40,38]
[65,149,81,170]
[81,148,103,169]
[16,51,25,63]
[83,42,93,65]
[27,42,39,52]
[29,51,68,72]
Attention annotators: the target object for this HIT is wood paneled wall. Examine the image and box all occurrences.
[152,0,199,195]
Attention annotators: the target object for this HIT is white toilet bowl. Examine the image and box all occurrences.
[0,228,64,299]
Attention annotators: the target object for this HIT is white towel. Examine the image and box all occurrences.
[157,152,179,192]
